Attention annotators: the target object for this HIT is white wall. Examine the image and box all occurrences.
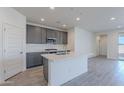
[26,44,67,53]
[107,31,118,59]
[67,28,75,51]
[74,27,97,58]
[0,8,26,28]
[0,8,26,82]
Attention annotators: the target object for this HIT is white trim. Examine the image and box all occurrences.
[88,53,97,58]
[0,21,4,83]
[22,27,26,71]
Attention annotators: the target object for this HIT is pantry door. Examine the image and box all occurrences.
[3,24,24,80]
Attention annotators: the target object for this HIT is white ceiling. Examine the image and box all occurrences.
[14,7,124,32]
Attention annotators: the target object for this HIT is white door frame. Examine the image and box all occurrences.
[0,23,26,81]
[99,35,107,56]
[0,21,5,83]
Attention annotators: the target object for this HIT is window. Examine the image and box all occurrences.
[119,36,124,45]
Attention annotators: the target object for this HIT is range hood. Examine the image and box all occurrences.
[47,38,56,44]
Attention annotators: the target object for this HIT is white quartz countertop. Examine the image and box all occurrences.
[41,52,86,62]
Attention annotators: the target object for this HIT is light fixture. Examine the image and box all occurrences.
[76,17,80,21]
[110,17,116,21]
[49,7,55,10]
[62,24,66,27]
[41,18,45,22]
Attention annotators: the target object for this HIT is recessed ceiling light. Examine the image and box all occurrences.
[49,7,55,10]
[62,24,66,27]
[41,18,45,21]
[76,17,80,21]
[117,25,122,28]
[110,17,116,21]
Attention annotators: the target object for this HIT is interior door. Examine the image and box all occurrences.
[3,24,23,80]
[100,35,107,56]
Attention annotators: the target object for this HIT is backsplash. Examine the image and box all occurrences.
[26,44,67,53]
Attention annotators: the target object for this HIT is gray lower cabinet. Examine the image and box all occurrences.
[26,52,43,68]
[43,57,48,82]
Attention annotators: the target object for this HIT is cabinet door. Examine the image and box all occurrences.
[63,32,68,44]
[47,29,57,38]
[59,31,63,44]
[43,57,48,82]
[26,52,43,68]
[26,53,34,68]
[57,31,68,44]
[41,28,47,44]
[33,53,42,66]
[56,31,61,44]
[27,25,42,44]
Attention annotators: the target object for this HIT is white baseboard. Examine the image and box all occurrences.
[88,53,97,58]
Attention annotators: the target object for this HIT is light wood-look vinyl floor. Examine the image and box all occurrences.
[1,56,124,86]
[0,66,47,86]
[64,56,124,86]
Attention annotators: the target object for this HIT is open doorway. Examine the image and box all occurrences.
[118,32,124,60]
[97,35,107,57]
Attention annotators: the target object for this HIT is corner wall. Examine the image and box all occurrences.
[74,27,97,58]
[67,27,97,58]
[67,28,75,51]
[107,31,118,59]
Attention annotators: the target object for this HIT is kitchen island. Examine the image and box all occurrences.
[41,52,88,86]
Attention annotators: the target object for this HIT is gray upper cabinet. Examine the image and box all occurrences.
[58,31,63,44]
[27,24,47,44]
[56,31,60,44]
[27,25,42,44]
[46,29,57,38]
[62,32,68,44]
[56,31,68,44]
[26,24,68,44]
[41,28,47,44]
